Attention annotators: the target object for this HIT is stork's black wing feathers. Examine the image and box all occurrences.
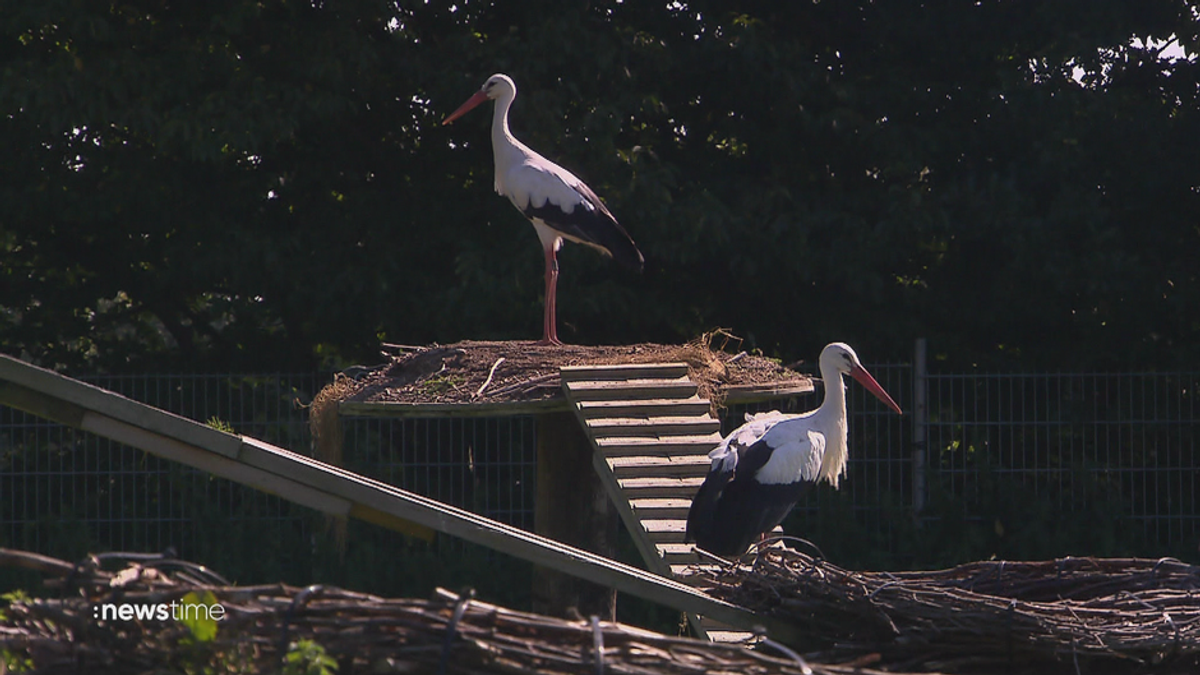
[685,436,811,557]
[522,182,644,272]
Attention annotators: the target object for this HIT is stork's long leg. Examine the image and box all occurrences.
[538,245,562,345]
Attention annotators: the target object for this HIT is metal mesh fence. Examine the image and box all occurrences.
[2,360,1198,581]
[922,370,1200,559]
[0,373,322,587]
[339,415,538,532]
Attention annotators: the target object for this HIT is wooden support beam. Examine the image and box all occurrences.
[534,411,618,620]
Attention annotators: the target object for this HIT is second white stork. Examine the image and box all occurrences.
[685,342,903,557]
[442,73,644,345]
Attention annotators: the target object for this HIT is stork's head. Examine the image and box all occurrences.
[820,342,903,415]
[479,73,516,100]
[442,73,516,125]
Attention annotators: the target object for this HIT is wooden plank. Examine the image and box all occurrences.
[656,543,700,564]
[246,442,757,629]
[0,355,242,459]
[671,564,704,580]
[642,519,688,543]
[586,416,721,437]
[575,398,713,418]
[241,442,789,636]
[81,413,353,518]
[607,454,711,478]
[723,380,815,404]
[707,631,757,644]
[339,398,568,419]
[560,363,690,381]
[564,378,697,401]
[0,381,88,428]
[237,437,435,541]
[617,476,704,499]
[629,498,692,519]
[596,435,721,457]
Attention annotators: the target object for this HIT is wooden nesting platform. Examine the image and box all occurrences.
[320,340,814,643]
[331,339,814,419]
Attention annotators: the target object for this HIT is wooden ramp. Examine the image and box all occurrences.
[560,363,754,644]
[0,354,801,644]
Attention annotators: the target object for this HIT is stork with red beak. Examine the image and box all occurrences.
[442,73,644,345]
[685,343,903,557]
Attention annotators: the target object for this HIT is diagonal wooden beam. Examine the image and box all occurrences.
[0,354,800,643]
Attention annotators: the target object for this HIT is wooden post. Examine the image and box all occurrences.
[534,411,618,621]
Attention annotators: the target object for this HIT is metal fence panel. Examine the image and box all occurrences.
[1,373,316,564]
[2,364,1197,578]
[923,370,1199,556]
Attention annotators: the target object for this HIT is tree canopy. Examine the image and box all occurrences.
[2,1,1198,372]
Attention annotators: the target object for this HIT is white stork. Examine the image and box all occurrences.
[685,342,903,557]
[442,73,644,345]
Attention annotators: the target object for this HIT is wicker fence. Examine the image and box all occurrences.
[2,355,1197,591]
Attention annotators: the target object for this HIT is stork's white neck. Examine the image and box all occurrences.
[489,88,527,194]
[815,360,850,487]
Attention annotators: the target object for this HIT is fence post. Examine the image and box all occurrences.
[912,338,928,518]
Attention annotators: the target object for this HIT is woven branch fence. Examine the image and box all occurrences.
[2,547,932,675]
[685,544,1200,674]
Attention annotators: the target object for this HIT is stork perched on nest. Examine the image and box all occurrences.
[442,73,644,345]
[686,343,903,557]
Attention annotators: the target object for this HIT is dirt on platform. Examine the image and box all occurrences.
[335,336,809,407]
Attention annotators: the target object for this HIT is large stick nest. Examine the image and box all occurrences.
[313,331,807,411]
[683,545,1200,673]
[2,547,933,675]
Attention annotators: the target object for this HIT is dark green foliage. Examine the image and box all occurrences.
[2,1,1199,372]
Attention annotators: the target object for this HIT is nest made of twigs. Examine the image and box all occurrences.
[684,545,1200,673]
[1,547,934,675]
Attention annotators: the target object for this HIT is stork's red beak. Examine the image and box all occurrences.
[442,90,490,126]
[850,366,903,415]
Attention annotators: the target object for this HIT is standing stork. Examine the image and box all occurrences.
[442,73,644,345]
[685,343,903,557]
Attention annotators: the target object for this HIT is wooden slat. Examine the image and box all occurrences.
[596,434,721,457]
[564,378,697,401]
[707,631,757,644]
[723,380,815,405]
[576,398,712,418]
[641,519,688,543]
[656,543,700,564]
[586,416,721,437]
[607,454,712,478]
[629,498,692,519]
[617,476,705,498]
[560,363,690,382]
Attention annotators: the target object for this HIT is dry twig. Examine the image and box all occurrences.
[0,548,941,675]
[684,547,1200,673]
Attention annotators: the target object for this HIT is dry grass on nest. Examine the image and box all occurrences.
[306,373,362,552]
[671,328,740,413]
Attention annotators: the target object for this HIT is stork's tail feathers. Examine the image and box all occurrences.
[684,467,730,549]
[603,226,645,272]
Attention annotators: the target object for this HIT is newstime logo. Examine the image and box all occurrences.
[93,600,226,622]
